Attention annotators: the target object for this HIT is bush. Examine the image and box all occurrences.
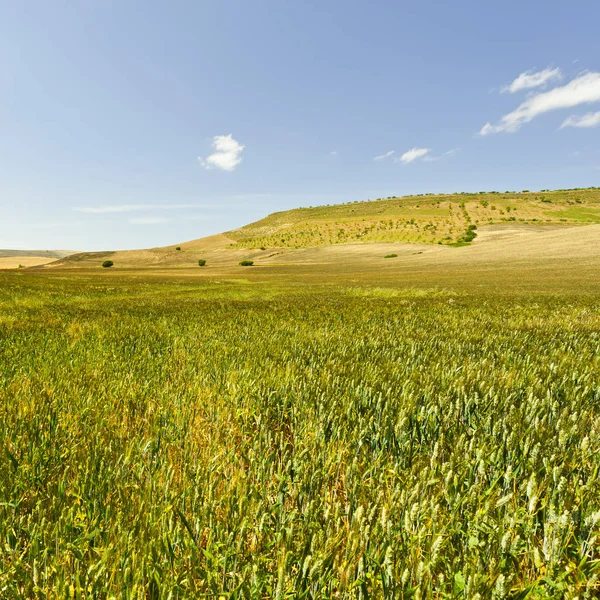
[239,260,254,267]
[198,259,206,267]
[102,260,114,268]
[384,254,398,259]
[176,247,181,251]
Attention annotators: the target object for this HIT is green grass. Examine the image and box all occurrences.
[547,207,600,223]
[1,270,600,598]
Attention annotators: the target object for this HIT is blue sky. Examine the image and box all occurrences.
[1,0,599,251]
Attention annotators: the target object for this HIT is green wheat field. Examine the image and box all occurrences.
[1,266,599,599]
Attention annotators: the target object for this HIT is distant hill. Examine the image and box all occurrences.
[0,249,75,259]
[0,249,78,269]
[50,187,600,269]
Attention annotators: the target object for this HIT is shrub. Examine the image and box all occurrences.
[102,260,114,268]
[384,254,398,259]
[239,260,254,267]
[456,224,478,244]
[176,247,181,251]
[198,259,206,267]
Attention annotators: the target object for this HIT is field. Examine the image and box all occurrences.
[1,257,600,598]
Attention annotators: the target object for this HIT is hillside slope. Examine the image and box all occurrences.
[50,188,600,269]
[226,188,600,248]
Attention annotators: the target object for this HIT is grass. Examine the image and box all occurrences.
[1,267,600,598]
[547,207,600,223]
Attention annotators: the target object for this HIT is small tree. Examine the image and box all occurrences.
[102,260,114,268]
[239,260,254,267]
[176,246,181,251]
[198,259,206,267]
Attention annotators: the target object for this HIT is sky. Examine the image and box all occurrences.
[1,0,599,251]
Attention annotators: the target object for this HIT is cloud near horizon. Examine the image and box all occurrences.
[74,204,215,213]
[398,147,430,164]
[198,134,245,171]
[129,217,171,225]
[503,67,562,93]
[480,71,600,135]
[561,111,600,129]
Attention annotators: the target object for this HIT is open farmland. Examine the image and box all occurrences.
[1,265,599,598]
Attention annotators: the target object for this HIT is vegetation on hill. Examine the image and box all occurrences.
[226,188,600,249]
[1,270,599,597]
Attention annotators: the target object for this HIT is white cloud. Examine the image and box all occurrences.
[374,150,395,161]
[198,134,244,171]
[398,147,430,164]
[74,204,214,213]
[561,111,600,128]
[129,217,171,225]
[480,71,600,134]
[503,67,562,93]
[423,148,459,162]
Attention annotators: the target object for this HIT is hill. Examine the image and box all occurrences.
[0,249,77,269]
[47,187,600,269]
[226,187,600,248]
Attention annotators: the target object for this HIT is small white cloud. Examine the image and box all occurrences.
[129,217,171,225]
[198,134,244,171]
[561,111,600,128]
[423,148,460,162]
[398,147,430,164]
[480,71,600,134]
[503,67,562,93]
[75,203,214,214]
[374,150,395,161]
[329,150,338,156]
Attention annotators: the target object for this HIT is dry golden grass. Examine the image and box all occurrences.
[0,256,57,269]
